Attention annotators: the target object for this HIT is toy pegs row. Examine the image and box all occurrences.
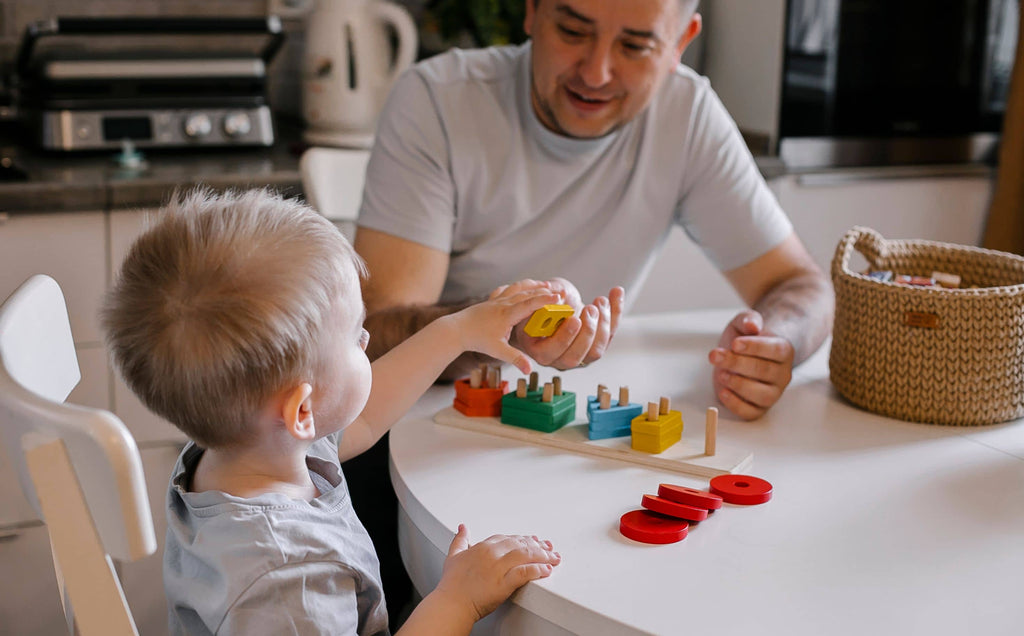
[524,304,575,337]
[454,363,508,417]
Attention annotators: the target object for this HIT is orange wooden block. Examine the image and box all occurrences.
[453,378,509,417]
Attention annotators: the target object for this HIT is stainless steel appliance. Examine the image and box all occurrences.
[703,0,1019,168]
[14,17,284,151]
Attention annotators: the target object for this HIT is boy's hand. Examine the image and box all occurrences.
[434,524,561,623]
[492,277,624,371]
[450,286,561,374]
[708,310,795,420]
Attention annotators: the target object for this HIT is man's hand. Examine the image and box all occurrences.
[493,277,624,370]
[708,310,794,420]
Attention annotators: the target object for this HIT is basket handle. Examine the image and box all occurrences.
[831,226,889,281]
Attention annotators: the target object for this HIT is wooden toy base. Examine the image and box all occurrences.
[433,406,753,478]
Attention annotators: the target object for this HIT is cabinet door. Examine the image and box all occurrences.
[0,211,106,344]
[771,174,993,274]
[108,209,187,444]
[0,524,68,634]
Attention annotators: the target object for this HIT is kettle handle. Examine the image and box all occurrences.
[370,1,418,81]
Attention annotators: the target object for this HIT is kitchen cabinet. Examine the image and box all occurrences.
[631,173,994,313]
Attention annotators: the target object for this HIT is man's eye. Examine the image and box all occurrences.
[623,41,652,55]
[558,25,587,39]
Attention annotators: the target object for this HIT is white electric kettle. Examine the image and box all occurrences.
[302,0,417,148]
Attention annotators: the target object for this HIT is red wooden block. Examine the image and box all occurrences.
[641,494,708,522]
[454,378,509,408]
[619,510,689,544]
[709,474,773,505]
[658,483,724,510]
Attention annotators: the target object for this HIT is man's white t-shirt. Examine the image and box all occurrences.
[358,42,792,309]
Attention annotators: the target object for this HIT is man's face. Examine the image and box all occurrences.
[524,0,701,139]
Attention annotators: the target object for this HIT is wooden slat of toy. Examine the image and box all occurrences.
[433,406,753,478]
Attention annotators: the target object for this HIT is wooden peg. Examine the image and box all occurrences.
[597,383,607,397]
[705,407,718,456]
[479,363,490,386]
[469,368,482,389]
[516,378,527,398]
[486,367,497,390]
[659,397,670,415]
[529,371,539,392]
[599,391,611,409]
[553,376,562,396]
[542,382,554,403]
[618,386,629,406]
[494,366,502,388]
[647,402,659,422]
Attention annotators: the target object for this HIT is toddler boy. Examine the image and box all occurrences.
[102,189,561,635]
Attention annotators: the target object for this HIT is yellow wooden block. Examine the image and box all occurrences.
[631,411,683,454]
[524,304,574,337]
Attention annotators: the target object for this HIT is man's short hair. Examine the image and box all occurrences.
[102,188,364,448]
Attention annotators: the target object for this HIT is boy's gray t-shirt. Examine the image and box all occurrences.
[358,42,792,310]
[163,433,388,635]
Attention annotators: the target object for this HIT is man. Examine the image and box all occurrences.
[352,0,833,622]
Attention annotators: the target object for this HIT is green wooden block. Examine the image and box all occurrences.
[501,391,576,432]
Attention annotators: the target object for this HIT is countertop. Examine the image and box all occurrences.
[0,119,307,214]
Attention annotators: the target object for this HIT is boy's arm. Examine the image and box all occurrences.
[337,288,558,462]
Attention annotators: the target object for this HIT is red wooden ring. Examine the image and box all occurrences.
[658,483,724,510]
[641,494,709,522]
[709,474,773,505]
[619,510,689,544]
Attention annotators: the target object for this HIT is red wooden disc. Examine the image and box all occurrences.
[641,494,709,521]
[658,483,724,510]
[709,474,773,505]
[619,510,689,544]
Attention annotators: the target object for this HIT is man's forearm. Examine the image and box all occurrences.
[364,301,492,380]
[754,271,834,365]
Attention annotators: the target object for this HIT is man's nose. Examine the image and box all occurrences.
[577,42,614,88]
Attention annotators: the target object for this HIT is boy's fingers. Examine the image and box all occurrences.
[504,563,555,589]
[448,524,470,557]
[491,343,533,375]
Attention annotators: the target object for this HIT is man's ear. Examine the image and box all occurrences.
[675,13,702,59]
[524,0,537,37]
[282,383,316,441]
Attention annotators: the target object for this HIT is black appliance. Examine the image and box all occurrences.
[13,16,284,151]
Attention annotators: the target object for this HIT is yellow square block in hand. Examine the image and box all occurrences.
[524,304,575,337]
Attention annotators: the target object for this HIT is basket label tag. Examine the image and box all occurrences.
[904,311,940,329]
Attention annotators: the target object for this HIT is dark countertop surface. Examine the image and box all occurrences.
[0,118,308,214]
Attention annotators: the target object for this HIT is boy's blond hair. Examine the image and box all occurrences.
[102,188,364,448]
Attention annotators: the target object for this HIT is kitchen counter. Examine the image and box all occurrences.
[0,119,306,214]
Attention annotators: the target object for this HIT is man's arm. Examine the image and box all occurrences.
[709,232,834,419]
[356,227,624,376]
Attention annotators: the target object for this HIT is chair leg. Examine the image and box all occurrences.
[26,438,139,636]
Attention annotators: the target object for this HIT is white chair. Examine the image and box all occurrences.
[299,146,372,239]
[0,275,156,636]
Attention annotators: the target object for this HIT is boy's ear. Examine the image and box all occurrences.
[282,383,316,441]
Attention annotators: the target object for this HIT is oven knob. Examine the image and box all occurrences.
[223,111,253,138]
[183,113,213,138]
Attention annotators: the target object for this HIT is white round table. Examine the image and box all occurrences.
[390,310,1024,635]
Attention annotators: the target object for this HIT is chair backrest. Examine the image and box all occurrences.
[299,146,372,229]
[0,275,157,635]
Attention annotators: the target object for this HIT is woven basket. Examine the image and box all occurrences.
[829,226,1024,426]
